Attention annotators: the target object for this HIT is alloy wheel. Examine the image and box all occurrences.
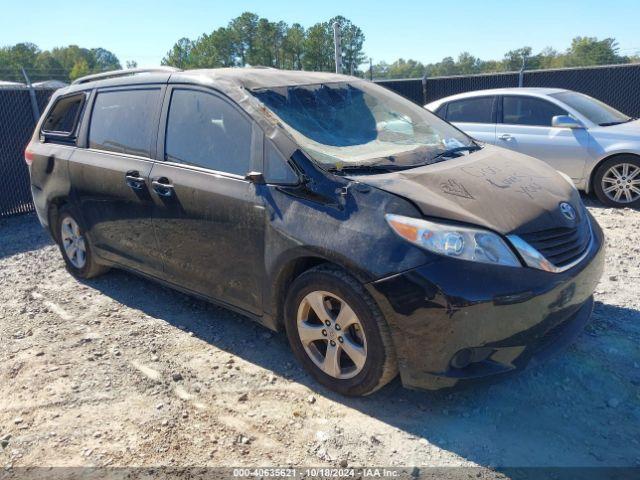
[601,163,640,204]
[296,290,367,380]
[60,216,87,269]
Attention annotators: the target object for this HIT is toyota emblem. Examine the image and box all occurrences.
[560,202,576,221]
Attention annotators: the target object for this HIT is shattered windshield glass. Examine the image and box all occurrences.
[251,81,476,170]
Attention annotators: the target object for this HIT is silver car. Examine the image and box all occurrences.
[426,88,640,207]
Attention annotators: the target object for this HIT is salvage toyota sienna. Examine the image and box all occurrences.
[26,67,604,396]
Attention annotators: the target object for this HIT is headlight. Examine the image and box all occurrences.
[385,214,521,267]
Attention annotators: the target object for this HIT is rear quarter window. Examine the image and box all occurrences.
[42,93,86,138]
[434,103,447,119]
[89,88,161,157]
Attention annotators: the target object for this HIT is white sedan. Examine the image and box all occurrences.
[426,88,640,207]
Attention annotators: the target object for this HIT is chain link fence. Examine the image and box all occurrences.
[1,63,640,218]
[0,86,55,218]
[376,63,640,118]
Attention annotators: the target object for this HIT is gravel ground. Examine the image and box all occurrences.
[1,196,639,471]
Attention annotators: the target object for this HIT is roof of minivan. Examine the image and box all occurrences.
[426,87,570,107]
[48,68,383,168]
[173,67,357,90]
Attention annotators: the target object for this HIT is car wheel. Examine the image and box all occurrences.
[57,207,109,279]
[593,156,640,208]
[284,265,398,396]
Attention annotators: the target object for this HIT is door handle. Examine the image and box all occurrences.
[152,178,174,197]
[499,134,513,141]
[125,171,146,190]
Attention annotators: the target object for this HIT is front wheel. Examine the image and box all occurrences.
[593,156,640,208]
[284,265,397,396]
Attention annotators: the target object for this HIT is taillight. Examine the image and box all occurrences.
[25,148,35,166]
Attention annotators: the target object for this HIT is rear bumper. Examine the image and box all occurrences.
[367,215,605,391]
[31,184,48,228]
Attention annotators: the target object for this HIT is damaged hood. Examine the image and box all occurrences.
[351,145,582,235]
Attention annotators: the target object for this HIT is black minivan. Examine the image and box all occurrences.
[27,67,604,395]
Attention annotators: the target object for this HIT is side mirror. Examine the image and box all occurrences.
[245,171,266,184]
[552,115,584,129]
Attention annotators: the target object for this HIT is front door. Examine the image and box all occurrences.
[68,86,164,275]
[150,87,265,315]
[496,95,589,181]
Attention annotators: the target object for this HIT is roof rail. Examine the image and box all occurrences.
[71,67,182,85]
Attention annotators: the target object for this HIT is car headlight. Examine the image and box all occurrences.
[385,214,521,267]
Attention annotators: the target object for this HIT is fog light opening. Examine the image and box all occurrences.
[450,347,494,370]
[451,348,473,369]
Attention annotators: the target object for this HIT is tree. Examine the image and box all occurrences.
[428,57,457,76]
[0,43,122,82]
[384,58,425,78]
[0,43,40,81]
[160,13,366,74]
[456,52,481,74]
[126,60,138,69]
[50,45,93,73]
[229,12,259,66]
[156,15,634,80]
[254,18,278,67]
[330,16,366,75]
[303,22,334,71]
[503,47,533,71]
[565,37,623,66]
[161,38,194,68]
[283,23,305,70]
[69,59,90,80]
[190,28,237,68]
[91,47,121,71]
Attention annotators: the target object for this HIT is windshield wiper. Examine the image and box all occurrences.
[328,164,415,175]
[430,144,482,163]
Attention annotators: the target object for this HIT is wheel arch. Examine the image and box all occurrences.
[270,254,370,331]
[47,196,71,242]
[586,152,640,194]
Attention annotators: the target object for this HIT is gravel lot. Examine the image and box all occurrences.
[1,196,639,471]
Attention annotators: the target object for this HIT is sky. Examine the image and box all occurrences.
[2,0,639,67]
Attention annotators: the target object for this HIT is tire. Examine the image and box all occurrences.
[284,265,398,396]
[593,155,640,208]
[56,206,109,279]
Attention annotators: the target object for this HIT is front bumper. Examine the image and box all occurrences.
[367,216,605,391]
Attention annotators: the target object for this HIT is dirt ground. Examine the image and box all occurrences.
[1,195,639,472]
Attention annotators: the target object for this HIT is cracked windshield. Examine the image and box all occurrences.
[252,81,476,170]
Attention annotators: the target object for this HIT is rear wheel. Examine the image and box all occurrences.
[284,265,397,396]
[57,207,109,279]
[593,156,640,208]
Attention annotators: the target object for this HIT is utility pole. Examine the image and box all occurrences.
[333,22,342,74]
[369,58,373,80]
[518,54,527,88]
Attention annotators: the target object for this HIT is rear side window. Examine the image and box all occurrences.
[89,89,160,157]
[502,96,567,127]
[42,94,85,136]
[165,89,252,176]
[446,97,494,123]
[434,104,447,119]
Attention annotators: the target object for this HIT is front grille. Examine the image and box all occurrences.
[519,218,591,268]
